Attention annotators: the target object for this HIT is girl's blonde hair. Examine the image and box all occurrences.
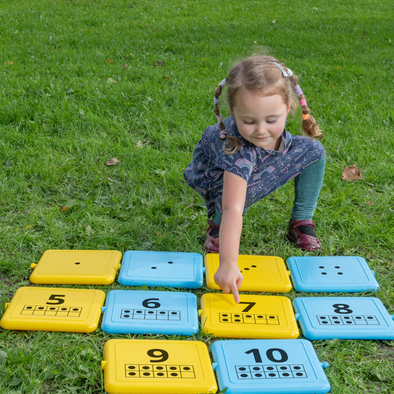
[214,55,322,154]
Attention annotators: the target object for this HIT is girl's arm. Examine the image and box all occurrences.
[213,170,247,303]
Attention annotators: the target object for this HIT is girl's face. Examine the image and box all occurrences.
[232,89,290,150]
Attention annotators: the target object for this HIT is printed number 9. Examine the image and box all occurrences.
[147,349,169,363]
[142,298,161,309]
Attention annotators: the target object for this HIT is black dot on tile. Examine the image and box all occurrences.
[255,373,263,377]
[128,372,136,376]
[283,373,290,377]
[240,374,248,377]
[128,366,136,369]
[171,373,178,377]
[269,373,276,377]
[143,372,150,376]
[157,373,164,376]
[296,372,304,376]
[239,367,246,371]
[294,366,301,370]
[123,315,130,318]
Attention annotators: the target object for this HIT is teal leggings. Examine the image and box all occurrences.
[212,155,326,225]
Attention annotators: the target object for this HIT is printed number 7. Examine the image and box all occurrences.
[239,302,256,312]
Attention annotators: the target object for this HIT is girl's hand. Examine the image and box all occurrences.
[214,264,243,303]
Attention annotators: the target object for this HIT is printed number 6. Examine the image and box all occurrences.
[46,295,65,305]
[142,298,161,309]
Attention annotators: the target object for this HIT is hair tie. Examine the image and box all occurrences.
[215,115,223,123]
[218,79,227,87]
[299,98,307,107]
[213,97,220,105]
[219,130,227,140]
[294,85,303,96]
[302,113,309,120]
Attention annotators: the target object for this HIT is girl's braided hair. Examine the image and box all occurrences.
[214,56,322,154]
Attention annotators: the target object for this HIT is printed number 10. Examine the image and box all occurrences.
[245,348,288,363]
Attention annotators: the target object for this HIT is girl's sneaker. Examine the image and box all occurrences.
[286,219,322,251]
[205,220,220,253]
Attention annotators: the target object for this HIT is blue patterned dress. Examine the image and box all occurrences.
[184,116,325,218]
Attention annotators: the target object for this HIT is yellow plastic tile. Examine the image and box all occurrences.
[101,339,218,394]
[29,250,122,285]
[200,293,299,339]
[0,287,105,333]
[204,254,292,292]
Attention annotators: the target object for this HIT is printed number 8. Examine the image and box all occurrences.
[333,304,353,314]
[147,349,169,363]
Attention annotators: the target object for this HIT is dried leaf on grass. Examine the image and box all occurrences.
[155,61,164,66]
[106,158,120,166]
[363,201,375,205]
[61,199,77,212]
[342,165,362,181]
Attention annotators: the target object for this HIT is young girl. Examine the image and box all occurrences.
[184,56,326,302]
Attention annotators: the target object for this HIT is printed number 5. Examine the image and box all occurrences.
[46,295,65,305]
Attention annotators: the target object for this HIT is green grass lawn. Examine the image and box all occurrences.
[1,0,393,392]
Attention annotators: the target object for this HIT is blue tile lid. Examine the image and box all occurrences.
[211,339,330,394]
[101,290,199,336]
[287,256,379,292]
[118,250,204,289]
[293,297,394,340]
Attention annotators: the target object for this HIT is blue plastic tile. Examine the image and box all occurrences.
[293,297,394,340]
[118,251,204,289]
[211,339,330,394]
[287,256,379,293]
[101,290,199,336]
